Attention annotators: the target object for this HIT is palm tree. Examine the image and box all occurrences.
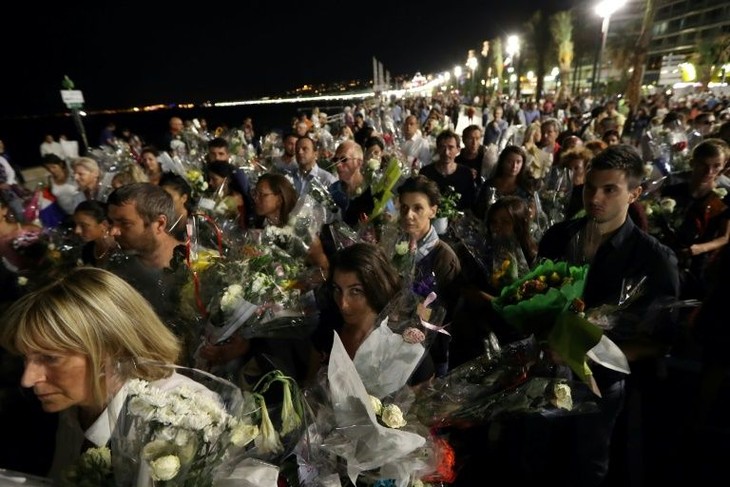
[691,35,730,88]
[624,0,657,114]
[492,37,504,97]
[550,10,574,103]
[524,9,553,101]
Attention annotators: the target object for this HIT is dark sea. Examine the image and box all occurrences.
[0,100,349,171]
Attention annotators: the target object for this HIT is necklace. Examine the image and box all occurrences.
[93,238,118,261]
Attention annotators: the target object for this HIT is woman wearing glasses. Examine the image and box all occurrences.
[251,173,298,228]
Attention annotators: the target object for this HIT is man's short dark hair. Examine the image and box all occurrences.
[588,144,644,189]
[107,182,176,227]
[207,137,229,150]
[692,138,729,165]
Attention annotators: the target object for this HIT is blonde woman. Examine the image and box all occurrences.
[522,122,552,180]
[0,267,211,482]
[70,157,101,207]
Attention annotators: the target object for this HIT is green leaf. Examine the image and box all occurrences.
[548,310,602,383]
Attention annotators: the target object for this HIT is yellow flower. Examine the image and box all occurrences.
[189,248,220,272]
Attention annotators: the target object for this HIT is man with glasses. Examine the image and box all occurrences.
[328,140,374,226]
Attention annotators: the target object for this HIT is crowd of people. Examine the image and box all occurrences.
[0,88,729,486]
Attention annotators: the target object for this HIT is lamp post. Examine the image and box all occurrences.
[466,50,478,103]
[591,0,627,96]
[454,65,463,97]
[505,35,521,99]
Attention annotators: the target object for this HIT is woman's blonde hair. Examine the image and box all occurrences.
[71,156,100,175]
[1,267,181,408]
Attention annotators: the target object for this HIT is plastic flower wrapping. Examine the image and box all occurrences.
[535,165,573,229]
[104,362,304,487]
[639,194,683,242]
[8,225,81,287]
[491,259,609,385]
[645,123,691,176]
[413,334,599,430]
[295,333,440,487]
[261,178,338,259]
[191,241,318,370]
[86,140,142,201]
[450,215,530,296]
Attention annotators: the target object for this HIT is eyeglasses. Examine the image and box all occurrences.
[251,190,275,199]
[331,156,360,165]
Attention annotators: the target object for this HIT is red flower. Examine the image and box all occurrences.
[672,141,688,152]
[422,436,457,484]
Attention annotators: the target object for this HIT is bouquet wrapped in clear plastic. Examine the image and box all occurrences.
[194,242,318,348]
[492,260,607,386]
[413,335,599,429]
[298,333,438,487]
[106,363,305,486]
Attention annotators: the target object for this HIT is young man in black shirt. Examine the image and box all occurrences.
[538,144,680,486]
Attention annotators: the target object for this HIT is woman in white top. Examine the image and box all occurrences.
[0,267,208,482]
[41,153,78,215]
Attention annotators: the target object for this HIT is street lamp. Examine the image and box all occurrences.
[466,50,478,102]
[591,0,627,96]
[505,34,521,99]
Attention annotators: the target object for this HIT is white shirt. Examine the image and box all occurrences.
[40,141,65,159]
[0,156,17,185]
[401,134,432,169]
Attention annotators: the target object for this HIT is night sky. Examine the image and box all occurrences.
[3,0,578,118]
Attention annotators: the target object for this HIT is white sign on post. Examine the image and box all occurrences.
[60,90,84,108]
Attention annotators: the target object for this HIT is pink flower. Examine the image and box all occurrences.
[402,327,425,344]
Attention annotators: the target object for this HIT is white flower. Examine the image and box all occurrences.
[221,284,244,312]
[659,197,676,213]
[230,420,260,447]
[78,446,111,470]
[369,395,383,416]
[643,164,654,179]
[552,383,573,411]
[395,241,409,256]
[380,404,407,429]
[713,187,728,199]
[149,454,181,481]
[280,380,301,436]
[17,276,28,286]
[644,205,653,216]
[367,158,380,171]
[254,400,283,455]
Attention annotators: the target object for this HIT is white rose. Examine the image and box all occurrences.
[367,158,380,171]
[369,395,383,416]
[149,454,181,481]
[394,241,409,256]
[659,197,676,213]
[713,187,728,199]
[221,284,244,312]
[643,164,654,179]
[644,205,653,216]
[552,383,573,411]
[17,276,28,286]
[380,404,407,429]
